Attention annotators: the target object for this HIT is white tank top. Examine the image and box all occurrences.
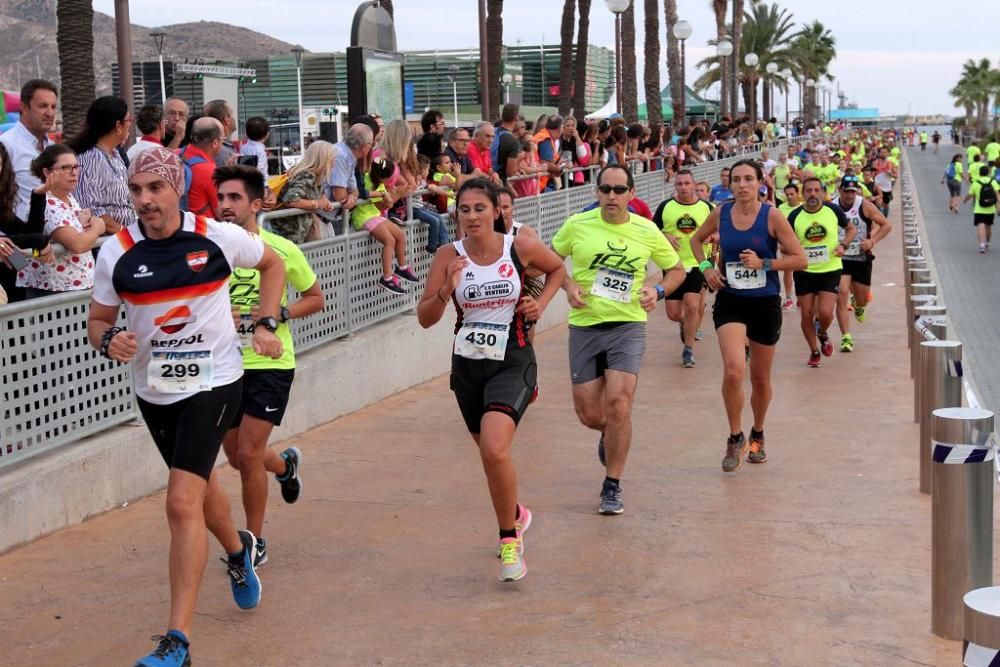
[508,220,523,236]
[451,235,526,360]
[832,195,866,257]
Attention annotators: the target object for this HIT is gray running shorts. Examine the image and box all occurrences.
[568,322,647,385]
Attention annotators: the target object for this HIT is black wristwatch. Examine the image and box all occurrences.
[255,316,279,333]
[279,305,291,323]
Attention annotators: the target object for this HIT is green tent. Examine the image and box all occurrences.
[637,85,719,121]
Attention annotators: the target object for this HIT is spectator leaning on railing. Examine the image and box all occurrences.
[0,79,57,221]
[67,96,136,233]
[327,123,372,217]
[0,142,52,303]
[17,144,104,298]
[468,121,502,186]
[416,109,446,160]
[275,140,337,244]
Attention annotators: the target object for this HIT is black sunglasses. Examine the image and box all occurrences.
[598,184,630,195]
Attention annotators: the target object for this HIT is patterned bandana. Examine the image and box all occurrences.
[128,145,184,195]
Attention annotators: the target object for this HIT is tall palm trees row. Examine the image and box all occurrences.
[692,2,836,126]
[950,58,1000,141]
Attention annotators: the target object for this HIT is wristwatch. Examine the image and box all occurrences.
[762,258,773,271]
[255,316,279,333]
[654,284,666,301]
[279,305,291,323]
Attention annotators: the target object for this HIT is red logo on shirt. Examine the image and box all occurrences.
[154,305,197,334]
[498,262,514,278]
[186,251,209,272]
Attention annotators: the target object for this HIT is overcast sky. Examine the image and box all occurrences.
[95,0,992,116]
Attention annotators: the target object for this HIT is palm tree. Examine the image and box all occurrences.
[953,59,996,138]
[949,76,977,139]
[664,0,682,125]
[486,0,504,121]
[571,0,592,117]
[740,1,796,120]
[643,0,662,123]
[621,1,638,120]
[57,0,95,138]
[558,0,576,116]
[711,0,728,116]
[789,20,836,125]
[731,0,744,113]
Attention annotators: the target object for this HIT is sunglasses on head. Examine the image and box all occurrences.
[598,184,630,195]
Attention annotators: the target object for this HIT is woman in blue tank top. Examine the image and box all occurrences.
[690,159,807,474]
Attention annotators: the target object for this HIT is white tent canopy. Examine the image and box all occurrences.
[584,92,618,120]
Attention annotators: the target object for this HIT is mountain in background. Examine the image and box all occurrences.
[0,0,298,96]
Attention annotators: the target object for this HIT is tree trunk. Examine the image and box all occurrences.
[731,0,744,115]
[57,0,95,139]
[486,0,504,121]
[762,79,770,120]
[663,0,681,126]
[557,0,576,116]
[621,3,638,121]
[712,1,728,117]
[642,0,661,123]
[571,0,592,117]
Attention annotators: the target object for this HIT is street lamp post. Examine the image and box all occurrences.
[448,64,460,127]
[765,61,778,121]
[805,78,815,126]
[605,0,630,115]
[744,52,759,127]
[780,69,792,137]
[672,20,693,123]
[502,73,513,104]
[716,39,733,118]
[151,29,167,105]
[291,45,305,153]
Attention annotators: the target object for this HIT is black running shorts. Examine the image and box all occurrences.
[232,368,295,427]
[793,269,842,295]
[974,213,995,226]
[137,378,243,481]
[841,260,873,287]
[712,290,782,346]
[665,267,706,301]
[450,346,537,434]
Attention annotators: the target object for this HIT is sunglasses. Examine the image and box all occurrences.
[598,184,630,195]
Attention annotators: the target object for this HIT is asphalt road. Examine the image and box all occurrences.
[906,144,1000,414]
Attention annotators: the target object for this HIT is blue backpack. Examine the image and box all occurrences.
[945,162,957,180]
[178,147,208,212]
[491,127,511,173]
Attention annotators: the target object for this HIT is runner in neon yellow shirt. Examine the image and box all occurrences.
[217,165,324,563]
[552,164,684,515]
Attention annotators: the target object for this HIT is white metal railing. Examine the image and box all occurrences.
[0,139,788,469]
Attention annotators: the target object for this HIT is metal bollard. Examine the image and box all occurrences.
[931,407,995,640]
[911,306,947,379]
[963,587,1000,666]
[919,340,963,494]
[904,244,922,258]
[906,266,930,292]
[907,294,936,350]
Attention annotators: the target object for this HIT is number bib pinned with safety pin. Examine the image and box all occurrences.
[591,267,634,303]
[805,245,829,266]
[455,322,509,361]
[148,350,214,393]
[237,315,255,348]
[725,262,766,290]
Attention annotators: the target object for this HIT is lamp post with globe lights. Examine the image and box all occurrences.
[291,45,305,153]
[780,69,792,136]
[605,0,631,115]
[502,73,514,104]
[672,20,692,122]
[805,78,815,125]
[151,29,167,105]
[744,52,759,127]
[448,64,460,127]
[716,39,733,117]
[765,61,778,120]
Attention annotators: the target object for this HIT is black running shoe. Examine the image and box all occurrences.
[254,537,268,567]
[598,480,624,515]
[276,447,302,504]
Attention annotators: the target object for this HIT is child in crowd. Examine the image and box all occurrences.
[512,139,541,198]
[413,154,450,254]
[239,116,270,181]
[350,157,419,294]
[430,154,457,214]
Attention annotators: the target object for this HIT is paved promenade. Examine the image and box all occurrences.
[0,186,957,665]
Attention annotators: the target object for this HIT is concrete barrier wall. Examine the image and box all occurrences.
[0,298,570,554]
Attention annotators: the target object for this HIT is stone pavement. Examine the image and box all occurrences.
[905,145,1000,414]
[0,188,957,665]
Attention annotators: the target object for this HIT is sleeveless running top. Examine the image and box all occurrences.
[452,234,530,356]
[718,202,779,298]
[832,195,874,262]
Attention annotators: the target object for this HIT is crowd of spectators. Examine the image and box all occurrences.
[0,76,819,304]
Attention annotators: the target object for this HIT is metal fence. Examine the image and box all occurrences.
[0,138,791,469]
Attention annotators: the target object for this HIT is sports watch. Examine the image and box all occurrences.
[255,316,279,333]
[762,258,773,271]
[655,284,666,301]
[280,305,291,323]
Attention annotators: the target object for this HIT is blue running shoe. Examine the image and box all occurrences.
[134,630,191,667]
[223,530,262,609]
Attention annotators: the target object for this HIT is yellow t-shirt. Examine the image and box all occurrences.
[788,203,849,274]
